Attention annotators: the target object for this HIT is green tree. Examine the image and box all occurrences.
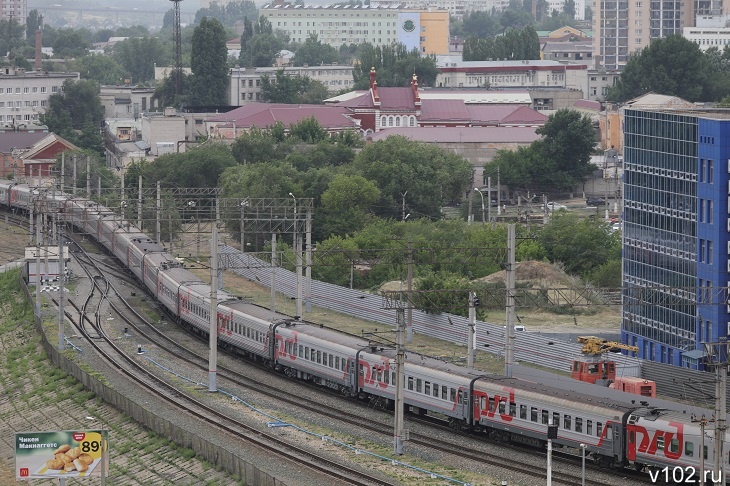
[40,79,105,154]
[292,34,339,66]
[230,125,294,164]
[353,43,438,89]
[136,143,237,188]
[289,117,329,143]
[195,0,258,27]
[52,28,90,57]
[485,109,596,192]
[26,9,42,42]
[606,35,715,102]
[260,70,328,104]
[72,54,127,85]
[113,37,170,84]
[318,174,381,237]
[462,11,501,38]
[463,25,540,61]
[190,17,229,105]
[536,212,620,277]
[351,136,472,220]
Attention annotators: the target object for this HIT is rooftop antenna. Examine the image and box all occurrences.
[170,0,183,97]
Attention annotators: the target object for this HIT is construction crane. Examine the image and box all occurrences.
[577,335,639,356]
[571,336,656,397]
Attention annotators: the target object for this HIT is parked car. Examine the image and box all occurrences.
[586,196,606,206]
[546,202,567,211]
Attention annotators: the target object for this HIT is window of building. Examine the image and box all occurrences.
[708,159,714,182]
[15,88,20,93]
[23,87,28,93]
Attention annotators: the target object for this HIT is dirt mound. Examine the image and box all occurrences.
[477,260,577,288]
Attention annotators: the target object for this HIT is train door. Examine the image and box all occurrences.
[346,358,356,390]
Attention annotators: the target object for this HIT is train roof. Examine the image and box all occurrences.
[511,363,727,419]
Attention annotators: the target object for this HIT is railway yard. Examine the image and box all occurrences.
[0,214,660,486]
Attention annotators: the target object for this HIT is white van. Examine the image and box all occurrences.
[504,325,526,332]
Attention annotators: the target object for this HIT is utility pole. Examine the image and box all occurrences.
[86,156,90,197]
[155,181,161,244]
[703,341,727,486]
[406,239,413,343]
[271,233,277,319]
[394,308,405,455]
[72,155,77,196]
[137,175,142,230]
[467,291,477,368]
[208,223,218,392]
[305,206,312,314]
[401,191,408,221]
[692,415,713,486]
[487,177,492,222]
[58,219,65,351]
[497,167,502,215]
[505,224,516,378]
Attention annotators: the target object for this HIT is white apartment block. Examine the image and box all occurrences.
[593,0,693,70]
[368,0,510,20]
[229,65,354,105]
[0,67,79,128]
[684,15,730,51]
[260,4,450,55]
[436,58,588,96]
[1,0,26,24]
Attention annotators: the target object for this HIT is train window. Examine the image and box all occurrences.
[530,407,538,422]
[425,382,431,395]
[597,422,603,437]
[391,371,395,383]
[541,410,548,424]
[384,371,389,385]
[704,445,708,460]
[359,364,365,377]
[323,352,328,364]
[489,398,495,412]
[329,355,333,368]
[317,351,322,363]
[509,402,516,417]
[450,388,456,403]
[433,384,439,398]
[564,415,571,430]
[669,438,679,453]
[457,390,463,404]
[587,420,593,435]
[480,396,486,410]
[499,400,506,414]
[335,356,340,369]
[442,386,448,400]
[575,418,583,433]
[299,345,303,357]
[553,412,560,427]
[377,368,383,382]
[416,378,422,393]
[520,405,527,420]
[305,347,310,360]
[408,377,414,391]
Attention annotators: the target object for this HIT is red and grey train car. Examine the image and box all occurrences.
[3,179,730,481]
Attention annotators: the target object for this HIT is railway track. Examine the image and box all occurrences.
[51,228,651,486]
[56,231,394,486]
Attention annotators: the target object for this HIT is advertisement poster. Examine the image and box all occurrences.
[15,430,108,480]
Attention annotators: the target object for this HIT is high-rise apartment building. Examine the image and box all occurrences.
[621,108,730,369]
[593,0,693,70]
[260,4,449,55]
[1,0,26,24]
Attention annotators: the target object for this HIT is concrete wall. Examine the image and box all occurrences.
[20,276,285,486]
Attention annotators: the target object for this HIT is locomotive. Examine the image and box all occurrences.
[2,179,728,482]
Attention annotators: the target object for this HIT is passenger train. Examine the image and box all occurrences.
[3,179,729,482]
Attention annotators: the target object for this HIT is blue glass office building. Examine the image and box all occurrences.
[621,109,730,369]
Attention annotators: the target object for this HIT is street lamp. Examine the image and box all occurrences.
[475,188,486,223]
[580,443,587,486]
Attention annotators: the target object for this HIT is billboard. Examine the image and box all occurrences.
[397,12,421,52]
[15,430,108,480]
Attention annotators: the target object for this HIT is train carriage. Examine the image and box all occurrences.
[628,408,730,476]
[274,324,370,392]
[6,179,730,484]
